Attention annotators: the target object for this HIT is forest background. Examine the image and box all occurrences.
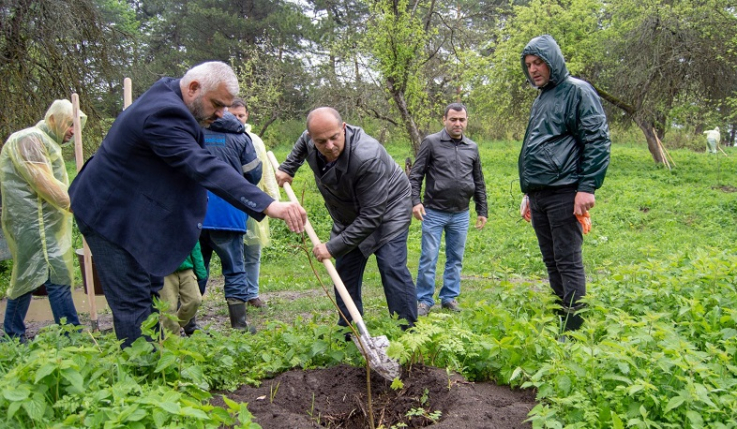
[2,0,736,162]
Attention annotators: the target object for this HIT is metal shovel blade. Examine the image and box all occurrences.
[351,334,401,381]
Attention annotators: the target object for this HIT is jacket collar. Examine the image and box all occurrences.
[439,128,469,145]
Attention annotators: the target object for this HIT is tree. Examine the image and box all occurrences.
[129,0,315,132]
[470,0,737,162]
[0,0,133,141]
[595,0,737,161]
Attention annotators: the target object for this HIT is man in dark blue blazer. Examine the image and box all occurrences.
[70,61,306,347]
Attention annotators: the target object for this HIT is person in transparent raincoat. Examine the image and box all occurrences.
[704,127,720,154]
[1,99,85,341]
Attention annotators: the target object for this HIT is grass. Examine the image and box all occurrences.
[2,139,737,428]
[252,140,737,326]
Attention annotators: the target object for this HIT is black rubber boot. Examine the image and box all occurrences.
[227,299,256,334]
[560,303,586,332]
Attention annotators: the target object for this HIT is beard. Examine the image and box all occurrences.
[189,94,212,125]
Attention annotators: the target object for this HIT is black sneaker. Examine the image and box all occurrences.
[182,316,208,337]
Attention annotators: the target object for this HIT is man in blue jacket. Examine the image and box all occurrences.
[70,61,306,347]
[518,35,611,332]
[197,112,262,333]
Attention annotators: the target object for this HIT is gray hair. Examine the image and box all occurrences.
[181,61,239,96]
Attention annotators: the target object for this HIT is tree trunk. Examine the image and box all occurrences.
[634,117,664,163]
[387,78,423,154]
[258,112,279,137]
[590,82,667,164]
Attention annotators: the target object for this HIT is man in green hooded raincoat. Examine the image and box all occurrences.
[1,99,85,341]
[518,35,611,332]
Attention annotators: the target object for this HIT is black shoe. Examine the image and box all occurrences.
[182,316,205,337]
[441,299,462,312]
[418,302,432,316]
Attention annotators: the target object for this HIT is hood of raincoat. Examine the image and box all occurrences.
[208,112,245,134]
[517,36,611,194]
[521,34,570,89]
[0,99,86,299]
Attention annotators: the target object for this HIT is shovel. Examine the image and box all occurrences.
[267,152,401,381]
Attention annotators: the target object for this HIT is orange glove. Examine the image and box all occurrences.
[520,195,531,222]
[576,211,591,234]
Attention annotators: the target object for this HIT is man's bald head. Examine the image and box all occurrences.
[306,107,345,163]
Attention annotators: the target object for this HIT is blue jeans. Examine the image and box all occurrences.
[528,188,585,307]
[77,218,163,348]
[3,278,80,339]
[416,208,470,307]
[335,230,417,329]
[198,229,248,301]
[243,243,261,301]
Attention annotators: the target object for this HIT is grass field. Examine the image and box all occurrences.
[1,140,736,428]
[256,140,737,323]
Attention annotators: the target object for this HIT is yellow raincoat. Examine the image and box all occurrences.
[244,124,280,247]
[0,100,86,299]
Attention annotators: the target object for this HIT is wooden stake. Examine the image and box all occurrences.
[71,94,99,331]
[652,129,672,169]
[659,137,677,167]
[124,78,132,109]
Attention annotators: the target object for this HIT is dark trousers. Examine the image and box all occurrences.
[197,229,247,300]
[3,277,80,339]
[334,229,417,329]
[528,188,586,308]
[77,218,163,348]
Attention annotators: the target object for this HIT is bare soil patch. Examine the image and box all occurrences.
[212,364,535,429]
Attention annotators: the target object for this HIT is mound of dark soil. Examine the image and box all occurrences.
[212,364,536,428]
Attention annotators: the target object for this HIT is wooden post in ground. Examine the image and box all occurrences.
[124,78,132,109]
[71,94,99,331]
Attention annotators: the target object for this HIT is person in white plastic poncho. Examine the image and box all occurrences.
[704,127,720,154]
[1,99,84,342]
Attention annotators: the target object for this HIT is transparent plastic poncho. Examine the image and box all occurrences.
[244,126,280,247]
[0,100,86,299]
[704,127,720,154]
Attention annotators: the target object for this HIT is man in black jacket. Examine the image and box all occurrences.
[276,107,417,329]
[519,35,611,331]
[409,103,487,316]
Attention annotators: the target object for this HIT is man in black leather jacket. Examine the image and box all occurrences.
[276,107,417,329]
[409,103,487,316]
[519,35,611,331]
